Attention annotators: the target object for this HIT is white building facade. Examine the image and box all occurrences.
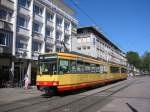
[72,26,127,66]
[0,0,77,87]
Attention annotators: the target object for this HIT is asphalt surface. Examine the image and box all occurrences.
[0,76,150,112]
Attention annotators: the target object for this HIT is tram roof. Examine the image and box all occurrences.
[42,52,125,67]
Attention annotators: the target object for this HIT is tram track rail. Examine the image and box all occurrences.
[0,96,60,112]
[45,79,135,112]
[77,81,135,112]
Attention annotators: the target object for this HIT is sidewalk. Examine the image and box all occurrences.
[0,87,43,105]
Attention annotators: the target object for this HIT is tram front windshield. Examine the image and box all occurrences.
[39,56,57,75]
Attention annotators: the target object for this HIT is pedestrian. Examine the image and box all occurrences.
[24,74,29,89]
[9,68,14,82]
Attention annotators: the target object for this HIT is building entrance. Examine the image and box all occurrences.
[0,55,11,88]
[14,59,28,87]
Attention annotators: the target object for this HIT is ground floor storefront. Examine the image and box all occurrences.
[0,56,38,88]
[0,55,11,88]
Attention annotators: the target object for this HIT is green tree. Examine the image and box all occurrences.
[141,51,150,72]
[126,51,141,69]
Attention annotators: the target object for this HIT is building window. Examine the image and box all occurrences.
[16,40,27,49]
[34,5,43,16]
[64,35,69,43]
[87,46,90,49]
[33,22,41,33]
[93,38,96,45]
[46,28,52,37]
[0,33,6,45]
[64,22,69,30]
[56,32,61,40]
[0,9,12,21]
[83,46,86,50]
[17,16,27,28]
[56,17,62,26]
[77,47,81,50]
[0,10,7,20]
[32,42,41,52]
[87,38,90,42]
[77,38,81,43]
[46,12,53,21]
[0,32,12,46]
[18,0,30,8]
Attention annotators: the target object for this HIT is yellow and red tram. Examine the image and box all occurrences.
[36,52,127,94]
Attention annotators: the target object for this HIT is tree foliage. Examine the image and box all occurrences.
[126,51,150,71]
[126,51,141,69]
[141,51,150,71]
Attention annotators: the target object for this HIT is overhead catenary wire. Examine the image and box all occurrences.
[69,0,126,52]
[69,0,99,27]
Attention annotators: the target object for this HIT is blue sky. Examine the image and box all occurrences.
[65,0,150,56]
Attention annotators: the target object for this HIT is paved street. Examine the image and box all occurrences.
[0,87,42,105]
[0,76,150,112]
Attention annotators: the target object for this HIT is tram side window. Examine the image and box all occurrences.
[76,61,84,73]
[110,66,120,73]
[103,65,108,73]
[84,62,91,72]
[91,64,96,73]
[70,60,76,73]
[96,64,100,73]
[121,68,127,73]
[100,65,104,73]
[59,59,69,74]
[40,62,57,74]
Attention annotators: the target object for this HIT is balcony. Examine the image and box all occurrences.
[34,14,43,23]
[18,5,30,16]
[56,25,62,32]
[46,20,53,28]
[0,45,12,54]
[0,0,14,10]
[33,32,44,42]
[45,36,55,45]
[0,14,12,23]
[0,20,13,31]
[16,48,29,59]
[45,45,53,52]
[17,26,30,38]
[55,39,62,48]
[32,51,41,60]
[64,29,70,36]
